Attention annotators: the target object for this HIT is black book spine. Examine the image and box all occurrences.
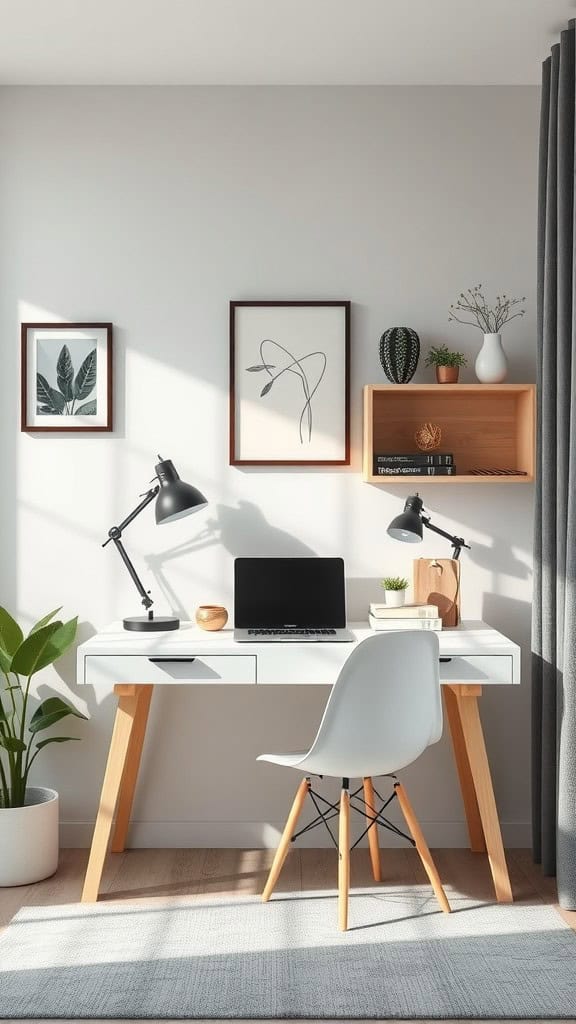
[374,453,454,467]
[375,465,457,476]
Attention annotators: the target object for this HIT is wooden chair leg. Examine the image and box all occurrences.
[362,777,382,882]
[394,781,451,914]
[262,777,309,902]
[338,786,350,931]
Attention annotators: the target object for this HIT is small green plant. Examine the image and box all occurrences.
[380,576,409,591]
[425,345,467,369]
[0,606,87,808]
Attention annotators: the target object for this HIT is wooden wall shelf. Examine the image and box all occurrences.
[363,384,536,484]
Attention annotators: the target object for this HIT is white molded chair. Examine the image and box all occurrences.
[257,631,451,930]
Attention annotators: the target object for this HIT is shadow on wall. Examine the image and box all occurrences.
[145,501,317,618]
[346,578,383,621]
[469,539,530,581]
[145,504,393,622]
[482,592,531,643]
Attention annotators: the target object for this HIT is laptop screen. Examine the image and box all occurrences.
[234,557,346,629]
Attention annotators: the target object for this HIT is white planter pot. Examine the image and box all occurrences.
[384,590,406,607]
[475,333,508,383]
[0,787,59,886]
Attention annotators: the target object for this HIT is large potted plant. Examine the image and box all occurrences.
[0,606,86,886]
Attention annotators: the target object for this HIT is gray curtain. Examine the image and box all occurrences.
[533,20,576,908]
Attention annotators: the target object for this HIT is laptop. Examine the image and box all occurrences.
[234,556,353,642]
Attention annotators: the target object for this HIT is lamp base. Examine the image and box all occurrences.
[123,615,180,632]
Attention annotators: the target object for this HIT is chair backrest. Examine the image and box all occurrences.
[300,631,443,780]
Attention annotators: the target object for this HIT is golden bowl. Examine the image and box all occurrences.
[195,605,228,631]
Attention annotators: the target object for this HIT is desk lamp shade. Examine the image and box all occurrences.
[387,494,424,544]
[155,458,208,524]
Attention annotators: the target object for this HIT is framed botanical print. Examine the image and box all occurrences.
[230,301,350,465]
[21,322,113,432]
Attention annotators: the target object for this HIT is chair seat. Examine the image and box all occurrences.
[257,751,308,769]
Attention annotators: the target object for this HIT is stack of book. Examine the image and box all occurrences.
[369,603,442,631]
[373,453,456,476]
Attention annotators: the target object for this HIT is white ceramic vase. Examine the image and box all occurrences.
[384,590,405,607]
[0,787,59,886]
[475,333,508,383]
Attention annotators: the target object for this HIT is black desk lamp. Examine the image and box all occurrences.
[387,494,470,560]
[103,456,208,632]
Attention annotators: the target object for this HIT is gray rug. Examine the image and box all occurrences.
[0,887,575,1018]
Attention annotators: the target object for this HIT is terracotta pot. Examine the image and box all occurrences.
[436,365,459,384]
[195,605,228,631]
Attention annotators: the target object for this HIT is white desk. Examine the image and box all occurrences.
[77,620,520,904]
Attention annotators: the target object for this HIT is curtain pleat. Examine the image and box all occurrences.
[533,20,576,906]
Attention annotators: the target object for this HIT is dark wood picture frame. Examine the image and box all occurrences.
[21,322,113,432]
[230,300,350,466]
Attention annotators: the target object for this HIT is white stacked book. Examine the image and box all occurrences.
[368,603,442,631]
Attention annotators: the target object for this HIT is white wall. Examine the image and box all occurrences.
[0,86,538,847]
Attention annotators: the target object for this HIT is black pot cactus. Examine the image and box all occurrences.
[379,327,420,384]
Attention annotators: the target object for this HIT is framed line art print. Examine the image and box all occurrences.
[230,301,350,465]
[21,322,113,432]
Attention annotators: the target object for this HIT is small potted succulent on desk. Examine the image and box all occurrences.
[0,606,86,887]
[380,576,409,608]
[425,345,467,384]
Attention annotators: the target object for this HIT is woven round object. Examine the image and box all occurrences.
[415,422,442,451]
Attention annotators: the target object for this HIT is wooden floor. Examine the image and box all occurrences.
[1,847,575,1023]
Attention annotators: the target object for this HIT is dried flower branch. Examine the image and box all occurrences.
[449,285,526,334]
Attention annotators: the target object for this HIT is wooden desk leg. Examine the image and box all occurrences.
[443,687,486,853]
[448,684,513,904]
[81,685,143,903]
[111,685,153,853]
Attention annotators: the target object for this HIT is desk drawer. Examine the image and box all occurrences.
[439,654,513,683]
[83,654,256,686]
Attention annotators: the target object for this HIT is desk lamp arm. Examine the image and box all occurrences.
[102,487,159,612]
[421,516,471,560]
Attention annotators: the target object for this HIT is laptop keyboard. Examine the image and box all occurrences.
[247,628,337,637]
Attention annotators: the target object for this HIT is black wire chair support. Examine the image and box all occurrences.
[290,775,415,850]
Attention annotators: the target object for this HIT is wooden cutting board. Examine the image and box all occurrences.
[413,557,460,627]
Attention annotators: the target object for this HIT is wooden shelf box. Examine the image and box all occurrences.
[363,384,535,484]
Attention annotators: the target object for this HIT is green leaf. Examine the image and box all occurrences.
[11,621,63,676]
[34,735,81,751]
[33,617,78,673]
[29,607,62,636]
[75,399,97,415]
[49,388,66,413]
[56,344,74,400]
[0,649,12,673]
[0,734,26,753]
[29,696,87,734]
[0,607,23,657]
[73,348,97,400]
[36,373,53,408]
